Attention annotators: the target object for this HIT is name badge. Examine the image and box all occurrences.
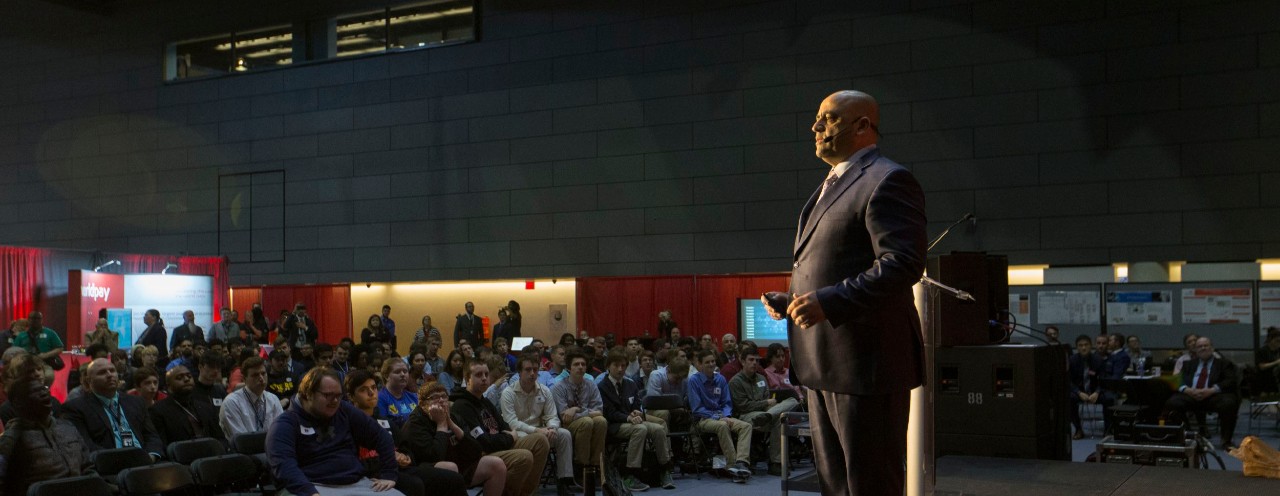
[300,426,316,435]
[212,398,223,407]
[713,387,721,395]
[757,380,766,388]
[470,426,484,438]
[535,395,545,403]
[286,377,293,383]
[378,419,391,429]
[783,378,791,385]
[120,431,137,448]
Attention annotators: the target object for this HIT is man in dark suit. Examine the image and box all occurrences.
[763,90,926,496]
[283,303,318,359]
[1163,337,1240,449]
[150,364,224,446]
[62,358,164,460]
[1068,334,1106,439]
[599,352,674,490]
[170,310,206,351]
[455,301,483,347]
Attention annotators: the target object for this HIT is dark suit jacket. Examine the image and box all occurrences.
[788,147,927,395]
[1179,357,1239,394]
[1068,352,1105,396]
[169,322,206,350]
[149,395,225,446]
[137,323,168,362]
[598,376,643,437]
[454,313,482,347]
[1102,351,1131,380]
[62,392,164,456]
[282,315,318,359]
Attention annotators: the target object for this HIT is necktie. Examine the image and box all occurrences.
[1195,362,1210,389]
[254,396,265,430]
[817,169,839,201]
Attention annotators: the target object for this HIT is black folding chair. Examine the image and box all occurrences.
[118,462,195,495]
[89,447,152,485]
[643,394,707,478]
[26,474,113,496]
[167,437,226,464]
[231,431,274,491]
[190,453,262,495]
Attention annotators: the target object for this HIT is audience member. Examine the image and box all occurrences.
[646,355,691,424]
[346,369,463,496]
[1163,337,1240,450]
[63,358,164,459]
[219,356,284,442]
[266,349,301,408]
[297,342,317,375]
[283,303,319,357]
[401,382,508,495]
[407,351,430,390]
[600,350,675,491]
[494,337,517,373]
[0,319,25,358]
[1044,325,1061,346]
[657,310,677,341]
[492,308,512,347]
[378,358,419,423]
[85,317,120,352]
[362,314,394,349]
[266,367,403,496]
[544,345,572,386]
[0,374,94,496]
[719,339,755,382]
[172,309,207,350]
[150,364,225,445]
[13,311,65,368]
[314,343,335,370]
[247,304,271,345]
[381,305,398,349]
[127,366,167,409]
[413,315,441,344]
[333,343,352,382]
[718,333,738,367]
[1256,328,1280,392]
[688,349,753,482]
[424,336,445,375]
[0,352,62,426]
[1106,334,1131,376]
[65,362,91,403]
[209,308,238,344]
[136,309,169,366]
[110,349,132,392]
[730,344,799,476]
[501,354,576,496]
[1068,335,1105,439]
[438,350,466,392]
[455,302,483,347]
[1125,335,1153,374]
[634,350,655,399]
[482,355,514,407]
[166,338,196,371]
[450,358,549,496]
[552,351,608,484]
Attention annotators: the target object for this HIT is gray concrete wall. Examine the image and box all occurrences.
[1,0,1278,285]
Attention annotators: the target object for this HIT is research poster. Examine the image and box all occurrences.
[1182,287,1252,324]
[1106,291,1172,325]
[1036,290,1101,325]
[1009,293,1030,326]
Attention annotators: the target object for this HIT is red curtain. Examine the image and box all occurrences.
[576,273,790,340]
[0,247,48,327]
[235,285,352,344]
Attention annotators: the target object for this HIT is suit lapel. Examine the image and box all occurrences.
[794,149,879,256]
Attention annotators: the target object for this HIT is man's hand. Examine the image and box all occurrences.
[541,427,556,441]
[588,411,603,418]
[395,451,412,467]
[761,292,790,321]
[787,291,827,329]
[370,478,396,492]
[1087,392,1099,403]
[767,398,777,407]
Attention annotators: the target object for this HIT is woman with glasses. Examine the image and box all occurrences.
[400,382,507,496]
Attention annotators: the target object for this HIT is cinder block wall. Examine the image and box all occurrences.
[1,0,1277,285]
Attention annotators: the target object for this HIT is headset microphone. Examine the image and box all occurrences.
[821,125,857,143]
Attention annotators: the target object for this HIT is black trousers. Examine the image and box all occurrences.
[1164,391,1240,443]
[807,388,910,496]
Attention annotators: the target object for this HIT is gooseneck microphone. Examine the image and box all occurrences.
[927,213,974,252]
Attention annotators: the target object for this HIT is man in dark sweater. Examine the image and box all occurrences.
[266,367,402,496]
[449,358,548,496]
[150,365,224,446]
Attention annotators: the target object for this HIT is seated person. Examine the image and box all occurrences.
[633,350,656,399]
[401,382,509,496]
[150,364,225,445]
[600,350,675,491]
[62,358,164,460]
[266,367,403,496]
[1256,328,1280,393]
[377,359,419,423]
[729,344,799,475]
[1166,333,1200,375]
[450,358,549,496]
[645,355,692,424]
[688,350,753,482]
[266,349,302,409]
[1067,335,1105,439]
[762,344,805,401]
[191,350,228,404]
[346,370,466,496]
[1163,337,1241,450]
[551,351,609,484]
[501,354,576,496]
[219,356,285,442]
[126,365,167,409]
[1124,335,1154,375]
[0,364,94,496]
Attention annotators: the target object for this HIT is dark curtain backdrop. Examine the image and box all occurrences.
[576,273,791,340]
[232,285,352,345]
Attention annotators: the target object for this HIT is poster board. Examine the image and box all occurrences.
[1009,284,1104,344]
[1103,281,1254,350]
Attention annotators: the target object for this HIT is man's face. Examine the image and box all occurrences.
[270,356,288,373]
[305,376,343,419]
[352,378,379,411]
[659,311,671,322]
[168,366,195,395]
[28,312,43,330]
[608,361,626,381]
[16,379,52,419]
[278,342,291,356]
[460,343,473,357]
[88,358,118,394]
[1127,336,1141,351]
[467,363,490,394]
[295,308,307,319]
[722,335,737,353]
[465,302,475,314]
[334,346,348,363]
[221,309,232,321]
[382,307,391,318]
[519,360,538,385]
[184,311,195,323]
[569,357,587,378]
[199,363,221,381]
[244,366,268,394]
[741,354,760,375]
[1095,336,1109,353]
[178,340,193,357]
[811,93,861,162]
[553,347,566,367]
[1185,335,1199,350]
[317,351,333,367]
[701,334,713,350]
[300,344,314,357]
[674,349,688,362]
[1109,335,1123,351]
[698,355,717,377]
[640,355,654,373]
[1045,327,1059,342]
[95,319,109,332]
[670,328,681,340]
[626,339,641,356]
[1076,339,1093,356]
[1195,338,1214,361]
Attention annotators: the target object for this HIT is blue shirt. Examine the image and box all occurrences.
[92,392,135,449]
[687,371,732,420]
[375,387,418,422]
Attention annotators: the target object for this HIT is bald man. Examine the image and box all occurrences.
[61,358,164,459]
[763,90,926,495]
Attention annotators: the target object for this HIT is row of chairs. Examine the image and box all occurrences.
[27,432,270,496]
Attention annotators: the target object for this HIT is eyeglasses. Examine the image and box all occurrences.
[317,392,343,402]
[426,394,448,402]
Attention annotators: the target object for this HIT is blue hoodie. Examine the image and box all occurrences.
[266,398,397,495]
